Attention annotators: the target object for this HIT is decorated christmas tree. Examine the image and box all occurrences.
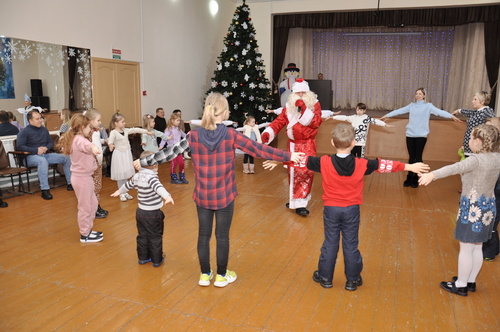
[206,0,273,126]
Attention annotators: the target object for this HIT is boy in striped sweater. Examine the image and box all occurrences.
[111,150,174,268]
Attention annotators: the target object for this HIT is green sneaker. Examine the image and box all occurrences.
[214,270,237,287]
[198,270,213,286]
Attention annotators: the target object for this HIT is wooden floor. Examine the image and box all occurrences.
[1,155,499,331]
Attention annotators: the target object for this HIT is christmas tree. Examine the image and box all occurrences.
[206,0,273,126]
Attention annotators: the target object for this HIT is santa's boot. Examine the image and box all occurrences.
[243,163,250,174]
[170,173,182,184]
[179,172,189,184]
[249,163,255,174]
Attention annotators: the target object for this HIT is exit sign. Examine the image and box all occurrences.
[112,49,121,59]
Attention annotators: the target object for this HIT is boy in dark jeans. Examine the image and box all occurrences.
[306,123,429,290]
[111,151,174,267]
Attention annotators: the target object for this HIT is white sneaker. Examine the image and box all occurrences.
[119,194,127,202]
[125,193,133,200]
[214,270,237,287]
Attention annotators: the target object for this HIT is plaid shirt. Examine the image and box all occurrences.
[189,126,291,210]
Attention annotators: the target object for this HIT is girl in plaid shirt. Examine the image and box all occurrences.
[139,93,303,287]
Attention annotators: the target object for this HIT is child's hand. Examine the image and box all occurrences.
[385,124,395,128]
[409,162,430,174]
[263,160,280,170]
[141,143,146,146]
[451,115,463,122]
[418,172,435,186]
[164,196,174,205]
[108,143,115,152]
[168,135,174,140]
[91,145,101,156]
[110,190,121,197]
[132,159,141,171]
[333,111,341,115]
[290,152,305,164]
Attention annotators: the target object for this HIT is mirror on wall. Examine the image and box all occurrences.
[0,36,92,123]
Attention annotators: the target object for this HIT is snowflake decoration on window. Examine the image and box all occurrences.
[68,48,76,57]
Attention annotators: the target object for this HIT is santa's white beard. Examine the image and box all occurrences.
[286,91,317,114]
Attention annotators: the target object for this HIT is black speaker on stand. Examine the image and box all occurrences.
[30,79,43,97]
[31,96,50,110]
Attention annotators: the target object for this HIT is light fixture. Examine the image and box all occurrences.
[344,32,422,36]
[209,0,219,16]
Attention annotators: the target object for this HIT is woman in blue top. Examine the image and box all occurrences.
[381,88,461,188]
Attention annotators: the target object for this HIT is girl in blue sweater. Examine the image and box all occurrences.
[381,87,461,188]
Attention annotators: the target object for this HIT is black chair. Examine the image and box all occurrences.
[10,139,60,193]
[0,140,28,198]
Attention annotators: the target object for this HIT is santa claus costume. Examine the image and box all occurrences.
[262,79,323,216]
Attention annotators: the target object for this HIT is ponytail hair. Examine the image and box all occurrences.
[109,112,124,132]
[57,114,91,155]
[201,93,229,130]
[143,114,154,130]
[243,115,255,126]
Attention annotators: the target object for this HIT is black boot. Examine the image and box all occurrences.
[98,205,109,215]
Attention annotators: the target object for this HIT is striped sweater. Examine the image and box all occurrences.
[118,168,170,211]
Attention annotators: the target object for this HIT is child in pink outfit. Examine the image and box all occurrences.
[58,114,103,243]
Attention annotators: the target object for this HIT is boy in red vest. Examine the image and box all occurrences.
[306,123,429,290]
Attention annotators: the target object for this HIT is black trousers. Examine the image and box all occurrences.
[483,177,500,258]
[196,201,234,275]
[243,154,254,164]
[405,137,427,182]
[136,208,165,264]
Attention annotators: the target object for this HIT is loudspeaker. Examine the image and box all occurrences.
[30,79,43,97]
[308,80,333,110]
[31,96,50,110]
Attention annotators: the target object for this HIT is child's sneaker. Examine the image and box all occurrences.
[214,270,237,287]
[119,194,127,202]
[80,232,103,243]
[138,258,152,265]
[125,193,133,200]
[198,270,213,286]
[91,230,103,236]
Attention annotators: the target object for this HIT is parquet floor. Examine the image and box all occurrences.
[0,155,499,331]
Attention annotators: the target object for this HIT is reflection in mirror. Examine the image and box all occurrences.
[0,37,92,124]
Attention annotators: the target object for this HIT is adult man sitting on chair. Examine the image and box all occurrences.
[16,110,72,200]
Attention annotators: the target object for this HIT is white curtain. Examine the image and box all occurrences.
[445,23,489,111]
[281,25,488,111]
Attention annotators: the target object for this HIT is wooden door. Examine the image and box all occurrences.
[91,58,141,128]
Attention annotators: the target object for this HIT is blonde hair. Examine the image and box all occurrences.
[86,108,102,130]
[167,113,182,130]
[486,117,500,131]
[471,124,500,153]
[109,113,124,131]
[57,114,91,155]
[201,93,229,130]
[244,115,255,126]
[414,87,426,102]
[143,114,155,130]
[331,123,355,149]
[60,108,71,124]
[475,91,491,106]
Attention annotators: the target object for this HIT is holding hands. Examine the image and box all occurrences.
[405,162,430,175]
[418,172,435,186]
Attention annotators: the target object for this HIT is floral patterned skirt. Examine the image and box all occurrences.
[454,192,497,243]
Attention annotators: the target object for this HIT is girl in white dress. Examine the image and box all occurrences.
[108,113,152,201]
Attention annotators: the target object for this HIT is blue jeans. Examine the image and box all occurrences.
[196,201,234,275]
[26,153,71,190]
[318,205,363,282]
